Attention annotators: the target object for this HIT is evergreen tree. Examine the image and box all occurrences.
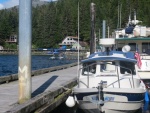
[0,0,150,48]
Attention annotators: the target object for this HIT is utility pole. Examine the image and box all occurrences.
[18,0,32,104]
[90,3,96,55]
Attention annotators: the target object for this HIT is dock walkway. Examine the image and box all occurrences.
[0,65,78,113]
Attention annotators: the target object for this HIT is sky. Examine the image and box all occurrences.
[0,0,18,9]
[0,0,57,10]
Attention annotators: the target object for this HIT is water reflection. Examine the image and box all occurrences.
[51,102,84,113]
[51,101,150,113]
[142,101,150,113]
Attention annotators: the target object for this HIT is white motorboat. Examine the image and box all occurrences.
[66,39,146,113]
[49,53,66,60]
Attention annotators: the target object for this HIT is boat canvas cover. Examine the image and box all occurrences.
[82,51,137,63]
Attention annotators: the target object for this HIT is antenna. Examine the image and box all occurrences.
[134,10,136,25]
[128,14,131,26]
[117,2,119,29]
[77,1,80,87]
[120,4,122,28]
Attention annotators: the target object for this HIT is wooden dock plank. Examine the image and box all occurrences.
[0,66,78,113]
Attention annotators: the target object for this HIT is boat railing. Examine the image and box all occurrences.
[107,64,135,88]
[78,62,97,88]
[78,62,135,88]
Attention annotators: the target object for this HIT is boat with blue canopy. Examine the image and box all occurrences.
[66,38,146,113]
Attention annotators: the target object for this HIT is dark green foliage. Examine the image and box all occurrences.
[0,0,150,48]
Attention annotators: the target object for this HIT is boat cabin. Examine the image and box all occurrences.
[81,57,136,77]
[78,51,140,89]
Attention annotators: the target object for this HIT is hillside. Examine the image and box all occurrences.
[0,0,150,48]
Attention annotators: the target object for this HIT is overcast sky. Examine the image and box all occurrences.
[0,0,57,10]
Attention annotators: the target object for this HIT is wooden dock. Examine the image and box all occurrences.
[0,63,78,113]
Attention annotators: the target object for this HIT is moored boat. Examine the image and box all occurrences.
[113,11,150,82]
[66,38,146,113]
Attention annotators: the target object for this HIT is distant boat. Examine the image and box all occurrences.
[58,56,64,60]
[49,56,56,60]
[49,53,66,60]
[113,11,150,84]
[47,51,60,55]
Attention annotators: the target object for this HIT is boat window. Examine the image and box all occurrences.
[120,61,136,75]
[100,61,116,73]
[128,43,136,51]
[82,62,96,75]
[117,48,122,51]
[142,43,150,53]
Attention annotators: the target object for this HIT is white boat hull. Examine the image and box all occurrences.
[73,87,145,113]
[76,97,142,113]
[79,100,141,113]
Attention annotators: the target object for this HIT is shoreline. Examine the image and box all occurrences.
[0,50,87,59]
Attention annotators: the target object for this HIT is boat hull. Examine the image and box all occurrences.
[78,100,142,113]
[79,101,142,113]
[73,87,145,113]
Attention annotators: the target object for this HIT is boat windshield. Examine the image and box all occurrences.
[81,61,136,76]
[82,62,96,75]
[120,61,136,75]
[100,61,116,73]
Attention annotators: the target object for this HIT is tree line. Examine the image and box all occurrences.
[0,0,149,49]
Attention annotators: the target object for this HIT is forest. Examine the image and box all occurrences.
[0,0,150,49]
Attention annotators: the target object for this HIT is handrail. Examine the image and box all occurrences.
[118,65,134,88]
[78,62,135,89]
[78,62,97,88]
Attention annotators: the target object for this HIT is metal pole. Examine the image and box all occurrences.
[117,3,119,29]
[90,3,96,55]
[120,4,122,28]
[18,0,32,104]
[98,29,100,51]
[77,2,80,88]
[102,20,106,39]
[99,29,100,40]
[108,26,109,38]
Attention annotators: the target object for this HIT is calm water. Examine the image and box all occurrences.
[0,55,77,76]
[51,102,84,113]
[50,101,150,113]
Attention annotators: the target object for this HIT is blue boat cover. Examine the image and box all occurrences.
[125,25,134,34]
[83,51,136,63]
[89,51,135,59]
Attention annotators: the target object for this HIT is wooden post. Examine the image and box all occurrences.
[18,0,32,104]
[90,3,96,55]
